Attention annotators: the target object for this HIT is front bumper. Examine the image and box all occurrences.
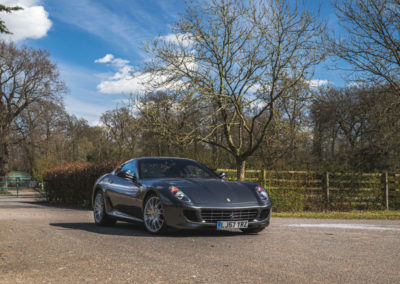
[163,203,272,230]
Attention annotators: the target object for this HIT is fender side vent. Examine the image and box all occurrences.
[183,210,200,222]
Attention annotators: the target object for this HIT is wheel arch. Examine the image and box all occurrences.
[92,186,103,207]
[142,189,159,210]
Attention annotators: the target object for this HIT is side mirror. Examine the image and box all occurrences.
[118,171,137,182]
[117,170,126,178]
[219,172,227,179]
[130,174,137,183]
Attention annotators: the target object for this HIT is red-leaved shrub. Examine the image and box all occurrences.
[45,162,119,207]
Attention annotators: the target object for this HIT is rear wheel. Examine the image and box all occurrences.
[94,191,116,226]
[240,227,265,234]
[143,195,167,234]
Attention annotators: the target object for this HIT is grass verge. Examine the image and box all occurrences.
[272,211,400,220]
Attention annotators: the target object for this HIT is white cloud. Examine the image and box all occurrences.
[94,54,130,68]
[308,79,329,88]
[91,120,104,127]
[0,0,52,42]
[97,75,137,94]
[248,84,271,93]
[112,58,130,67]
[95,54,137,94]
[95,53,190,94]
[94,54,114,63]
[159,33,194,47]
[346,81,365,88]
[96,70,175,95]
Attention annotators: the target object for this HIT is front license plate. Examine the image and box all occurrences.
[217,220,248,229]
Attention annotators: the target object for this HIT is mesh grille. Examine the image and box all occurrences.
[259,209,269,220]
[200,209,258,223]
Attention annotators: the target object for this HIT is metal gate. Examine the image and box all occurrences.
[0,176,44,198]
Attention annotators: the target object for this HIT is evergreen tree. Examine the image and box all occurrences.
[0,4,22,34]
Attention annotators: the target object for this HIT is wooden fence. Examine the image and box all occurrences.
[217,169,400,211]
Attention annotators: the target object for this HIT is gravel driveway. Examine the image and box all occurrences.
[1,198,399,283]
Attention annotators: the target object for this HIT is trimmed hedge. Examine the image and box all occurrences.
[44,162,118,207]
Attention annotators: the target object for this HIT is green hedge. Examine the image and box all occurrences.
[44,162,118,207]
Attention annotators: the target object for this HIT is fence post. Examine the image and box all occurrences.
[16,177,20,197]
[263,169,266,188]
[326,172,330,210]
[385,172,389,210]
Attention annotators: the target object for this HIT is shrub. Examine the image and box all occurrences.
[44,161,118,207]
[265,171,308,212]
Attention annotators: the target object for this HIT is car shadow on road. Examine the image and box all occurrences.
[50,222,246,238]
[22,200,91,211]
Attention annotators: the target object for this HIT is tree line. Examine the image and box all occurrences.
[1,0,400,180]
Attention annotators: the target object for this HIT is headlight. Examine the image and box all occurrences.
[256,186,269,201]
[170,186,191,202]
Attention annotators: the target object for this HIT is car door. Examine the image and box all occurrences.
[107,160,142,218]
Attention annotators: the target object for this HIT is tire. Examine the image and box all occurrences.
[143,194,167,234]
[93,191,116,226]
[240,227,266,234]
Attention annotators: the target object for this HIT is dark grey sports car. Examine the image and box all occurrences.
[92,157,272,234]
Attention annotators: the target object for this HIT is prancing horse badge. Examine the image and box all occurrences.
[226,198,231,202]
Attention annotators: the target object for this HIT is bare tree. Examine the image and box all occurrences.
[330,0,400,95]
[11,100,67,172]
[140,0,326,179]
[278,83,313,166]
[100,107,137,160]
[136,92,179,156]
[0,42,65,176]
[310,85,400,171]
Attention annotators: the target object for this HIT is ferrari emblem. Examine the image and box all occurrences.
[226,198,231,202]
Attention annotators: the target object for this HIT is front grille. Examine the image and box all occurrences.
[200,209,258,223]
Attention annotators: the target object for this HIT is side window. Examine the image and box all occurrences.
[121,161,136,176]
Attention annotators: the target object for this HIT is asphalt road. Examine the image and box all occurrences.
[1,198,400,284]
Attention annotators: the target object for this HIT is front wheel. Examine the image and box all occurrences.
[94,191,116,226]
[240,227,265,234]
[143,195,167,234]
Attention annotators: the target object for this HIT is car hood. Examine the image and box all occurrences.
[158,178,259,205]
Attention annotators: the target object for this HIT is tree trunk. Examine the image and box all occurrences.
[236,159,246,181]
[157,137,162,156]
[0,140,10,177]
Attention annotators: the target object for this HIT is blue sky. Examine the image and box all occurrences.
[1,0,347,125]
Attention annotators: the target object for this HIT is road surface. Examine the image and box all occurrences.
[1,198,399,283]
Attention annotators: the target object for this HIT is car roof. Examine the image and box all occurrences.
[135,157,196,162]
[117,157,197,167]
[115,157,198,172]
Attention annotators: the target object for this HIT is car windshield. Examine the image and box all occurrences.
[138,159,218,179]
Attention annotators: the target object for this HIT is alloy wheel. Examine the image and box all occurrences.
[144,196,165,233]
[94,192,105,224]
